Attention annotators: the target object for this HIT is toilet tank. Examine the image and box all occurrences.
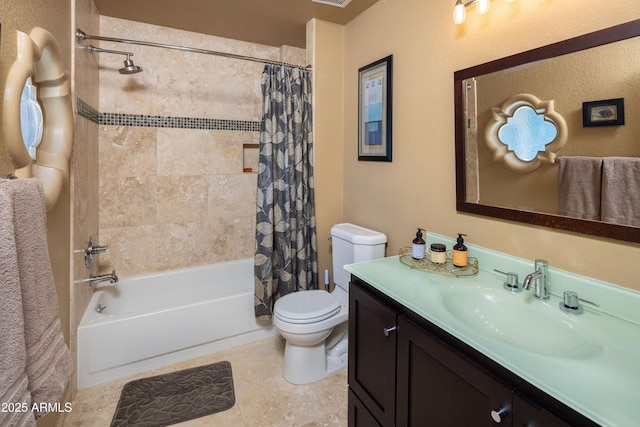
[331,223,387,292]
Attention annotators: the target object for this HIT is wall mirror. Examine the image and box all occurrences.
[455,19,640,243]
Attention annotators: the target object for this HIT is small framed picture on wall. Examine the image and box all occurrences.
[358,55,393,161]
[583,98,625,127]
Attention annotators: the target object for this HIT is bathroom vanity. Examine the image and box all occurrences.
[346,234,640,427]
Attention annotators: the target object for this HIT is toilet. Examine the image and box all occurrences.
[273,223,387,384]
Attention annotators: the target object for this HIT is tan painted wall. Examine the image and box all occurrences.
[308,19,345,289]
[336,0,640,290]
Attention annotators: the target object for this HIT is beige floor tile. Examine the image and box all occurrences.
[65,336,348,426]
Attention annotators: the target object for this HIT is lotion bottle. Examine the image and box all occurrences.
[452,233,468,267]
[412,228,426,260]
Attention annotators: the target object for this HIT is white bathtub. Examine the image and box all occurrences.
[77,258,276,389]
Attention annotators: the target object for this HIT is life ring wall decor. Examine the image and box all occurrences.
[3,27,73,210]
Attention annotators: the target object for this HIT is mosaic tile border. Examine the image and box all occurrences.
[100,113,261,131]
[77,97,100,124]
[77,97,260,132]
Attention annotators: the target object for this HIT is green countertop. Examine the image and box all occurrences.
[345,234,640,427]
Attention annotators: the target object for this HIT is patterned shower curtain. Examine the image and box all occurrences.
[254,64,318,319]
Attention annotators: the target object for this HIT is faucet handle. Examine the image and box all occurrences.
[560,291,600,314]
[85,236,108,268]
[494,269,522,292]
[561,291,581,312]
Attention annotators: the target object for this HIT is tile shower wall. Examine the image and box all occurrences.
[96,16,305,278]
[71,0,100,402]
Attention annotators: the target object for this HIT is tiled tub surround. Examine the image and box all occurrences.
[77,99,262,278]
[345,233,640,427]
[98,125,259,277]
[92,16,306,278]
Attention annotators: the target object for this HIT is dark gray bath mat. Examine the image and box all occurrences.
[111,361,235,427]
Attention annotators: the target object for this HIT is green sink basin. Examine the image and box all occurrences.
[440,288,605,359]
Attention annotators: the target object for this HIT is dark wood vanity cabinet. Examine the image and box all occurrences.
[512,393,572,427]
[348,281,397,427]
[348,277,596,427]
[396,315,512,426]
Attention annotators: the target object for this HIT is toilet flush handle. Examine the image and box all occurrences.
[383,325,397,337]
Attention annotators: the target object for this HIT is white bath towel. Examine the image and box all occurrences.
[601,157,640,227]
[0,179,72,419]
[0,181,36,427]
[557,156,603,220]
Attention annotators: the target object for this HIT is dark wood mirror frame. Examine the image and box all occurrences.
[455,19,640,243]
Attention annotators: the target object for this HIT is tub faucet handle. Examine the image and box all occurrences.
[85,236,108,268]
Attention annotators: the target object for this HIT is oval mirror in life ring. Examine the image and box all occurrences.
[3,27,73,210]
[20,77,44,160]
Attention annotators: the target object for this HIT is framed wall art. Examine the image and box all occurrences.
[358,55,392,161]
[583,98,625,127]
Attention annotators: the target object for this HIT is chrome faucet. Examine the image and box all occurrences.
[84,236,108,268]
[88,270,119,287]
[522,259,549,300]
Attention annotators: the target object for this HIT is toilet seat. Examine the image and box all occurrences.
[275,290,341,324]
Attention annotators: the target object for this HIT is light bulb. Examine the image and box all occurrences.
[476,0,490,15]
[453,0,466,24]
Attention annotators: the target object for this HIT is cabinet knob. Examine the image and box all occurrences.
[490,407,509,423]
[383,326,397,336]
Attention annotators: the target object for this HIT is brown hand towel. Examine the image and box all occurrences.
[2,179,72,418]
[601,157,640,227]
[557,156,603,220]
[0,182,36,427]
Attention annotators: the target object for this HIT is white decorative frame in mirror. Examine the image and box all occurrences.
[484,93,567,173]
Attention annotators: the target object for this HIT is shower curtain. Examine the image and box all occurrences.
[254,64,318,319]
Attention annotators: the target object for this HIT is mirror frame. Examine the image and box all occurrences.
[455,19,640,243]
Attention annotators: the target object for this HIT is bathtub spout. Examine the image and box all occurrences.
[88,270,118,287]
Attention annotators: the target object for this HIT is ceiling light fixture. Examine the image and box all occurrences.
[454,0,499,25]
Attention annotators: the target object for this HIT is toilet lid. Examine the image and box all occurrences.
[275,290,341,324]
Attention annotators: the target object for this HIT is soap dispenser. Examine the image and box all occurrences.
[452,233,468,267]
[412,228,426,260]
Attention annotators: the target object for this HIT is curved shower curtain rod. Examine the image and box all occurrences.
[76,29,311,70]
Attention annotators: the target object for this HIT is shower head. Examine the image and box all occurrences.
[119,55,143,74]
[87,45,143,74]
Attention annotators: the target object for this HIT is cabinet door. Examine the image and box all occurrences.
[513,393,572,427]
[349,388,383,427]
[349,280,397,427]
[396,316,512,427]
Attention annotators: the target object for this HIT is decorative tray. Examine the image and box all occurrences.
[399,247,478,277]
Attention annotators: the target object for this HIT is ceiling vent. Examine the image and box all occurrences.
[312,0,353,8]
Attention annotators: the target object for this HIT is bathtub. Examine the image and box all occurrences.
[77,258,276,389]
